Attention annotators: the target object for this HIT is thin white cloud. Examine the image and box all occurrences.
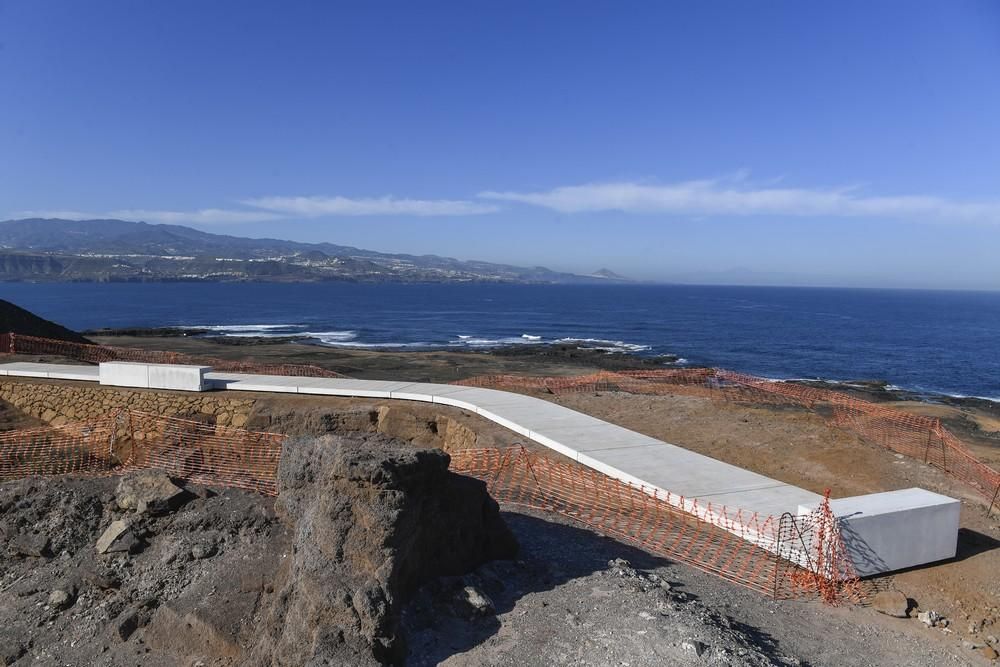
[17,210,107,221]
[478,179,1000,223]
[19,208,282,224]
[110,208,283,224]
[243,195,499,217]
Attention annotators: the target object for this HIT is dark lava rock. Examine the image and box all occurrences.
[247,434,518,666]
[11,532,50,558]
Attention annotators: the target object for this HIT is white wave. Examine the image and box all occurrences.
[554,337,652,353]
[301,330,358,343]
[314,340,436,349]
[448,335,540,348]
[192,324,301,333]
[521,334,542,341]
[940,392,1000,404]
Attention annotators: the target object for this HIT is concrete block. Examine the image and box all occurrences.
[798,488,960,577]
[147,364,211,391]
[100,362,210,391]
[45,365,101,382]
[100,362,150,388]
[215,375,299,393]
[0,362,67,378]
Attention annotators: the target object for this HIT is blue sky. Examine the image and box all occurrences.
[2,1,1000,288]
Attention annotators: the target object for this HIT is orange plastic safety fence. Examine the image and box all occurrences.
[0,332,347,379]
[449,446,862,603]
[0,411,862,602]
[117,411,284,495]
[456,370,1000,509]
[0,410,283,495]
[0,419,119,481]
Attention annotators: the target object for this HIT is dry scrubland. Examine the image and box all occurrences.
[1,335,999,665]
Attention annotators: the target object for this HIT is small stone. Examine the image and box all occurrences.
[191,543,217,560]
[48,589,73,609]
[607,558,638,578]
[918,610,942,627]
[681,640,708,657]
[117,611,139,641]
[115,470,183,514]
[979,645,999,661]
[11,532,50,558]
[872,590,909,618]
[963,640,983,650]
[96,519,138,554]
[82,568,121,590]
[987,635,999,645]
[452,585,495,618]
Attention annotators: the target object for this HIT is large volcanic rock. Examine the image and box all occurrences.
[0,299,90,344]
[248,434,518,666]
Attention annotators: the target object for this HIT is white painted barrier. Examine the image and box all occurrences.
[99,362,211,392]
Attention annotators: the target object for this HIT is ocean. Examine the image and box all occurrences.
[3,282,999,401]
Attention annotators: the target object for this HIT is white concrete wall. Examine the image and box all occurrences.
[99,362,150,388]
[99,362,211,392]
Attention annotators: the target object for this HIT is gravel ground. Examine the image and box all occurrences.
[404,509,994,667]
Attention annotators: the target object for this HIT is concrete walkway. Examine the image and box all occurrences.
[0,361,960,575]
[205,371,824,519]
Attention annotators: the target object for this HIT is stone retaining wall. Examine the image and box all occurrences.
[0,378,509,453]
[0,378,256,427]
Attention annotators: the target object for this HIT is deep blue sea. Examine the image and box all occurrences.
[3,283,999,400]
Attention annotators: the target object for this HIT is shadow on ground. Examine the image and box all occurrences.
[402,509,791,666]
[954,527,1000,561]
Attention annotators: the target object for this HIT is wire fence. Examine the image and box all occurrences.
[455,369,1000,512]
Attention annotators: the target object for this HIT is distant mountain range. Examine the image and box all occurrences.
[0,218,631,284]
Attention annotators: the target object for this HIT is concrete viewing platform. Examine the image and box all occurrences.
[0,361,961,577]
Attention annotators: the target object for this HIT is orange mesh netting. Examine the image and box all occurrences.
[1,332,346,379]
[0,410,283,496]
[449,446,862,602]
[116,411,284,495]
[455,369,1000,510]
[0,413,861,603]
[0,419,118,480]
